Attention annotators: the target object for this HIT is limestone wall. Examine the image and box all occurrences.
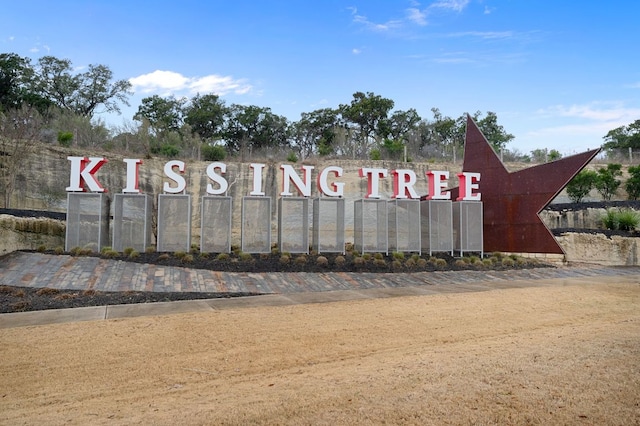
[0,215,65,255]
[556,232,639,266]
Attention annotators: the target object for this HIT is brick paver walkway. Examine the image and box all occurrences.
[1,252,638,295]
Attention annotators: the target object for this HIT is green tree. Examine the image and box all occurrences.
[290,108,339,158]
[223,104,290,160]
[339,91,394,158]
[625,165,640,200]
[595,163,623,201]
[565,170,598,203]
[602,119,640,154]
[184,93,227,142]
[473,111,514,153]
[134,95,185,135]
[33,56,131,117]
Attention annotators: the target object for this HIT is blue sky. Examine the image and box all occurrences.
[3,0,639,156]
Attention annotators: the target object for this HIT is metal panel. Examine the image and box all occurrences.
[241,196,271,253]
[65,193,109,252]
[278,197,309,253]
[157,194,191,252]
[112,194,152,252]
[354,199,388,254]
[420,200,453,256]
[453,201,483,256]
[201,196,232,253]
[312,198,345,254]
[388,199,421,254]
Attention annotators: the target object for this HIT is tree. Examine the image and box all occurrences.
[0,105,44,207]
[625,166,640,200]
[531,148,563,163]
[33,56,131,117]
[602,119,640,154]
[565,170,598,203]
[290,108,339,158]
[339,92,394,158]
[134,95,186,136]
[595,163,623,201]
[223,104,290,161]
[184,93,228,142]
[473,111,514,153]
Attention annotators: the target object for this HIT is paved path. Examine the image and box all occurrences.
[1,252,639,328]
[2,252,638,295]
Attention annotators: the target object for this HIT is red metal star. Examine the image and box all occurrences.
[458,115,600,254]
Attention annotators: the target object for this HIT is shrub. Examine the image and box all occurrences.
[128,250,140,259]
[374,258,387,268]
[626,165,640,200]
[374,252,384,260]
[102,249,119,258]
[404,258,416,268]
[391,252,405,260]
[145,246,156,253]
[182,254,194,263]
[362,253,372,261]
[353,256,365,267]
[201,144,227,161]
[36,244,47,252]
[454,259,467,268]
[416,258,428,268]
[57,131,73,147]
[295,254,308,264]
[434,258,447,269]
[123,247,134,256]
[216,253,230,261]
[482,258,494,267]
[370,149,381,160]
[279,255,290,264]
[239,252,253,262]
[600,209,640,230]
[286,152,298,163]
[502,258,515,267]
[566,170,597,203]
[595,163,622,201]
[174,251,187,259]
[199,252,210,259]
[391,259,403,270]
[54,246,64,255]
[334,255,346,266]
[316,256,329,266]
[158,253,171,261]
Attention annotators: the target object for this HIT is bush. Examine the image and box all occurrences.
[626,165,640,200]
[369,149,381,160]
[57,131,73,147]
[595,164,622,201]
[602,209,640,231]
[334,255,346,266]
[216,253,230,261]
[566,169,598,202]
[286,152,298,163]
[128,250,140,259]
[316,256,329,266]
[201,144,227,161]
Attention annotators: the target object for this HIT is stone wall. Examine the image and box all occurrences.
[0,215,65,255]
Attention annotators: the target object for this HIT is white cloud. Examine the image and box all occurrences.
[629,82,640,89]
[429,0,470,12]
[538,102,640,123]
[445,31,514,40]
[129,70,252,96]
[406,8,427,26]
[352,48,361,55]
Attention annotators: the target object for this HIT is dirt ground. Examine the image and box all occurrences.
[1,278,639,425]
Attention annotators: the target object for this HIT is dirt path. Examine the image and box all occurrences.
[1,278,639,425]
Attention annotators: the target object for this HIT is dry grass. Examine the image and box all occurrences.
[1,279,639,425]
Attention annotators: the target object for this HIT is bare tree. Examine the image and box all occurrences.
[0,105,43,207]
